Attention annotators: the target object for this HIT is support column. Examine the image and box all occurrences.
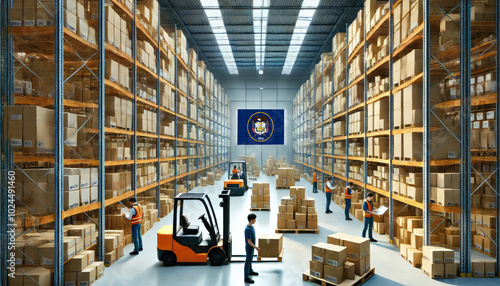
[459,0,471,277]
[422,0,431,247]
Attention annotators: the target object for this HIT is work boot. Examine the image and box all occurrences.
[250,271,259,276]
[130,251,139,255]
[370,238,378,243]
[244,278,255,284]
[346,217,352,221]
[139,248,143,251]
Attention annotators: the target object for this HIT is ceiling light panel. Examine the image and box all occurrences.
[200,0,238,74]
[253,0,270,70]
[281,0,320,74]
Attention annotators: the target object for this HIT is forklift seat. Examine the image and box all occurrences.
[176,228,202,246]
[231,173,239,179]
[180,214,199,235]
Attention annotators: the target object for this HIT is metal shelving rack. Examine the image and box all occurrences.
[0,1,231,284]
[293,0,500,277]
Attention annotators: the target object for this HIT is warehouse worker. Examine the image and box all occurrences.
[245,213,260,284]
[312,171,318,193]
[122,197,143,255]
[362,193,379,243]
[325,177,334,214]
[232,165,239,179]
[344,182,356,221]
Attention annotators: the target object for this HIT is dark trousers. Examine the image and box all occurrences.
[131,223,143,252]
[345,199,351,218]
[312,182,317,192]
[325,192,332,211]
[244,247,254,279]
[362,217,374,239]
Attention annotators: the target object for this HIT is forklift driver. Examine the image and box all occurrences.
[232,165,239,179]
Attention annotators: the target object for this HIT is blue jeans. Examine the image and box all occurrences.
[325,192,332,211]
[132,223,143,252]
[244,247,254,279]
[312,182,317,192]
[345,199,351,218]
[362,217,374,239]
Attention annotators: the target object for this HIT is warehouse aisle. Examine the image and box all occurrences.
[94,175,500,286]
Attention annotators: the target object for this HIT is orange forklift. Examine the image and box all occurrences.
[224,161,248,196]
[157,190,232,266]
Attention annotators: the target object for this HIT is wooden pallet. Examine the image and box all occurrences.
[303,267,375,286]
[275,228,319,234]
[472,247,496,258]
[249,208,271,212]
[257,248,284,262]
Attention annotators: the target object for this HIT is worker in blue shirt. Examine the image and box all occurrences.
[362,193,379,242]
[244,213,261,284]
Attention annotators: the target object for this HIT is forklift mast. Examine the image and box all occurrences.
[219,190,231,258]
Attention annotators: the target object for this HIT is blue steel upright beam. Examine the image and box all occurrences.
[388,0,395,242]
[54,0,65,284]
[363,9,368,197]
[496,0,500,276]
[174,24,178,196]
[422,0,431,247]
[132,0,138,198]
[97,0,106,261]
[0,1,11,285]
[345,23,350,186]
[156,7,161,211]
[459,0,471,277]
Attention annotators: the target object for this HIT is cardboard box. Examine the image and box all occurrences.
[105,235,118,252]
[344,261,355,280]
[422,246,443,263]
[309,260,323,278]
[324,264,344,284]
[444,262,458,278]
[311,242,329,263]
[407,248,422,267]
[343,236,370,260]
[422,258,444,279]
[472,260,485,277]
[65,254,87,271]
[78,266,96,286]
[327,233,353,246]
[286,220,295,229]
[89,261,105,279]
[258,234,283,257]
[324,244,347,267]
[65,190,80,210]
[348,257,366,276]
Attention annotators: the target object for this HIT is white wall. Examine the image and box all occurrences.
[224,78,299,167]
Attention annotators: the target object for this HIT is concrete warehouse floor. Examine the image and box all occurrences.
[95,174,500,286]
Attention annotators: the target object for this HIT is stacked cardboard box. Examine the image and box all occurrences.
[349,55,364,83]
[326,233,371,277]
[105,171,132,199]
[333,121,346,136]
[250,183,271,209]
[137,108,158,133]
[309,242,348,283]
[471,110,496,149]
[276,168,296,188]
[348,10,364,55]
[105,95,133,130]
[471,260,497,278]
[420,246,457,279]
[332,32,346,60]
[348,111,364,134]
[102,230,125,266]
[137,0,159,38]
[366,36,389,69]
[364,0,390,33]
[367,76,389,99]
[258,234,283,258]
[277,187,317,230]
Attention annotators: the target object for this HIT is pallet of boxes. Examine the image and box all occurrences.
[257,234,284,262]
[276,167,296,189]
[276,186,318,233]
[9,222,105,286]
[102,230,125,267]
[250,182,271,211]
[304,233,374,285]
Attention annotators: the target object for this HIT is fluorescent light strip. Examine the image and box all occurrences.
[200,0,238,74]
[253,0,269,71]
[282,0,320,74]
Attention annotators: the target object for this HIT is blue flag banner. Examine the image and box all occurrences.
[237,109,284,145]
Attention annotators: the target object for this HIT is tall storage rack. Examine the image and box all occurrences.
[0,1,230,285]
[294,0,500,277]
